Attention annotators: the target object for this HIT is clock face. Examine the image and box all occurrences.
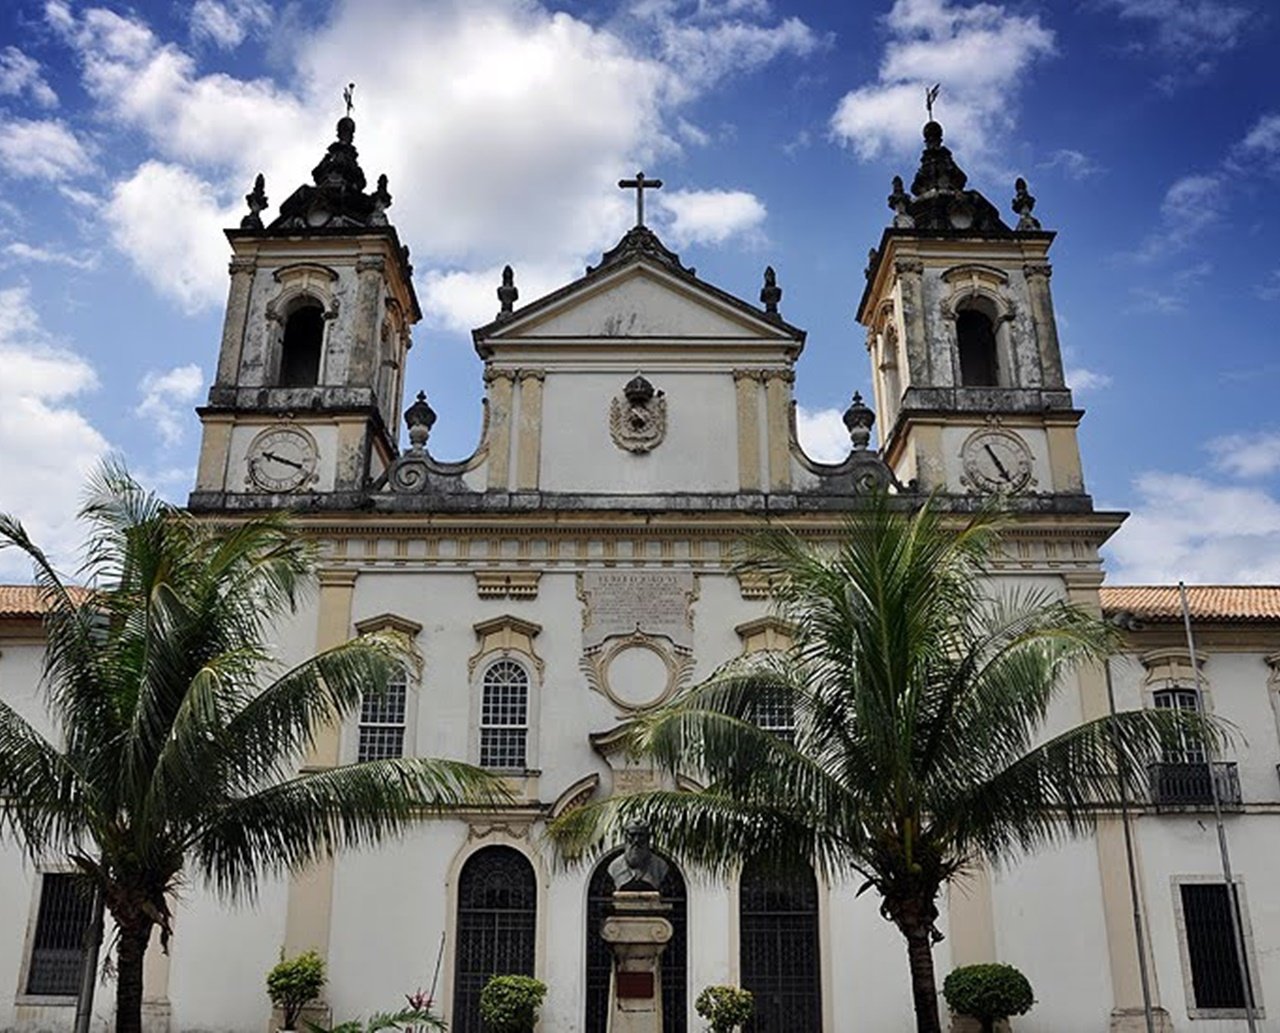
[960,429,1035,494]
[246,426,319,493]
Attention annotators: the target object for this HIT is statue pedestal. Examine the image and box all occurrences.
[602,891,673,1033]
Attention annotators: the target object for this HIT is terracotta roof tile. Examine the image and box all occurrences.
[1100,585,1280,623]
[0,585,91,618]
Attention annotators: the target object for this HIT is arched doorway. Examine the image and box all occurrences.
[739,856,822,1032]
[452,846,537,1033]
[585,849,687,1032]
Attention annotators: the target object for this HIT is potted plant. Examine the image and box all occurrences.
[695,985,754,1033]
[268,950,327,1032]
[943,963,1034,1033]
[478,975,547,1033]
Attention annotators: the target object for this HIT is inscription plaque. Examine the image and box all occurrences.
[579,571,696,650]
[616,971,655,1000]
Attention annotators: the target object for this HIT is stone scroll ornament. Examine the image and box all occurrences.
[610,373,666,454]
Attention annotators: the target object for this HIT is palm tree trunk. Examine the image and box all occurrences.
[904,923,943,1033]
[114,917,153,1033]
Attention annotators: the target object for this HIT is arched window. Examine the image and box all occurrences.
[739,856,822,1032]
[453,847,537,1033]
[279,301,325,387]
[357,665,407,762]
[585,850,686,1033]
[480,660,528,770]
[956,306,999,387]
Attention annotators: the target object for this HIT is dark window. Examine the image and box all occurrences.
[357,667,407,762]
[1181,883,1255,1011]
[749,687,795,745]
[1154,688,1206,763]
[585,850,686,1033]
[956,309,999,387]
[740,856,822,1032]
[280,304,324,387]
[26,874,94,996]
[452,847,536,1033]
[480,660,528,770]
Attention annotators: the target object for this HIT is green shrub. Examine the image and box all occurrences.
[695,985,755,1033]
[943,963,1034,1032]
[267,951,327,1030]
[478,975,547,1033]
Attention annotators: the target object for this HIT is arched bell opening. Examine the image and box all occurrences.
[278,299,326,387]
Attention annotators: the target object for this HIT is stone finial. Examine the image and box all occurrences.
[888,174,914,228]
[496,264,518,321]
[1012,176,1041,231]
[864,247,879,281]
[404,391,437,453]
[370,173,392,226]
[843,392,875,450]
[760,265,782,319]
[240,173,268,229]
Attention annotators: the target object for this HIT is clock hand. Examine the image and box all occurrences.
[263,449,306,471]
[983,443,1011,482]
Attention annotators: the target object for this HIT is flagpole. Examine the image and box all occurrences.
[1178,581,1257,1030]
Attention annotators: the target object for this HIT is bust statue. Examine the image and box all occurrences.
[607,823,668,892]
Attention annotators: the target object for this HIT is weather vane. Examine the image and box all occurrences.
[925,83,941,121]
[344,82,355,118]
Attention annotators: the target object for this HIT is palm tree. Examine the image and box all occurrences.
[0,467,501,1033]
[551,497,1206,1033]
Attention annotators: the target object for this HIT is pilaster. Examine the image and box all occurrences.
[485,367,515,491]
[894,257,930,385]
[947,862,996,968]
[733,369,762,492]
[1023,264,1065,390]
[764,369,793,492]
[515,369,545,491]
[214,256,256,387]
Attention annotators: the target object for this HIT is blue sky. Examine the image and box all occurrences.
[0,0,1277,583]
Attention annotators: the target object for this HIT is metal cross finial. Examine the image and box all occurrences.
[925,83,941,121]
[618,171,663,228]
[343,82,355,117]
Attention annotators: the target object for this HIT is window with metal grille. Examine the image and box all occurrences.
[451,847,536,1033]
[480,660,528,770]
[358,666,407,762]
[1154,687,1206,764]
[585,850,686,1033]
[1180,882,1255,1012]
[750,687,795,745]
[26,873,94,996]
[739,856,822,1032]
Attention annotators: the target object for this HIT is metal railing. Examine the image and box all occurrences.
[1149,761,1241,809]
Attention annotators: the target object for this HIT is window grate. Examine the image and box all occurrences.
[480,660,528,770]
[740,857,822,1032]
[357,669,407,762]
[451,847,536,1033]
[1181,883,1251,1011]
[27,874,94,996]
[749,688,795,745]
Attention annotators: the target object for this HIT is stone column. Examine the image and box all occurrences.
[215,256,256,387]
[515,369,545,491]
[350,255,386,387]
[1023,264,1065,390]
[763,369,793,492]
[894,259,930,387]
[733,369,762,492]
[485,367,516,491]
[603,891,673,1033]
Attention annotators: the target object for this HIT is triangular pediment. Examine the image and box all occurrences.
[476,259,804,346]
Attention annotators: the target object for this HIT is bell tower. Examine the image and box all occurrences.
[856,118,1087,505]
[190,108,421,509]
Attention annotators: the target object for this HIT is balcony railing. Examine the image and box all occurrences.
[1148,761,1242,809]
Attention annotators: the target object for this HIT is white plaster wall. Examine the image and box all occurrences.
[539,372,739,494]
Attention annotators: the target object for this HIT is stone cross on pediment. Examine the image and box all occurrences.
[618,171,663,228]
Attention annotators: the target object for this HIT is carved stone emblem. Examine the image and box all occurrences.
[610,374,666,454]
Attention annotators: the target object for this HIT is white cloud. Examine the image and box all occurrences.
[418,261,578,335]
[1207,431,1280,479]
[659,188,766,246]
[0,285,109,581]
[1065,367,1111,391]
[1106,472,1280,584]
[829,0,1055,164]
[190,0,272,49]
[0,117,92,180]
[1040,148,1103,181]
[46,0,820,315]
[1132,177,1223,260]
[3,242,98,270]
[104,161,239,314]
[1100,0,1249,58]
[795,405,851,464]
[0,46,58,107]
[135,364,204,447]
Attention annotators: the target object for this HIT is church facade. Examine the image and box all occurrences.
[1,113,1279,1033]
